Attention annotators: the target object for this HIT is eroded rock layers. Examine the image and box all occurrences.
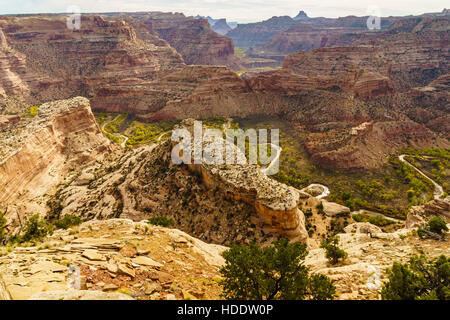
[0,97,112,228]
[0,14,448,171]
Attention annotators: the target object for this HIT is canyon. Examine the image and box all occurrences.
[0,9,448,301]
[0,98,309,246]
[0,12,448,172]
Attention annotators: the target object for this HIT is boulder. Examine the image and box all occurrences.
[81,250,106,261]
[118,264,135,278]
[321,200,351,217]
[405,211,427,229]
[344,222,382,234]
[119,244,137,257]
[131,256,163,268]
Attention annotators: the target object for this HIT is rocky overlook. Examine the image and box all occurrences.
[0,8,448,301]
[0,98,312,245]
[0,218,226,300]
[0,213,448,300]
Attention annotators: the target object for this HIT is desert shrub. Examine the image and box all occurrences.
[321,236,348,265]
[381,255,450,300]
[428,216,449,234]
[54,214,82,230]
[220,238,335,300]
[352,213,394,227]
[418,216,448,239]
[28,106,39,117]
[147,216,174,227]
[316,202,324,215]
[16,214,54,243]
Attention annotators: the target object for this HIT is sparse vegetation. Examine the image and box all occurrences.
[9,214,54,244]
[321,236,348,265]
[352,213,395,227]
[237,118,431,220]
[147,216,175,227]
[234,47,246,59]
[418,216,449,239]
[220,238,336,300]
[381,255,450,300]
[28,106,39,117]
[53,214,82,230]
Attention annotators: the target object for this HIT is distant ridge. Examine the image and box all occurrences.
[195,15,238,34]
[293,10,310,20]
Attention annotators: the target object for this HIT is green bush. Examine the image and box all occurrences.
[418,216,448,239]
[220,238,335,300]
[381,255,450,300]
[147,216,175,227]
[321,236,348,265]
[428,216,448,234]
[18,214,54,243]
[54,214,82,230]
[316,202,324,215]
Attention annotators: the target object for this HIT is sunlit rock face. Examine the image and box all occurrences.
[0,97,112,227]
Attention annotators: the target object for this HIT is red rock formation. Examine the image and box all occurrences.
[227,16,299,48]
[0,15,185,104]
[0,28,32,99]
[304,120,449,170]
[248,47,394,98]
[92,65,250,117]
[107,12,242,69]
[262,24,366,54]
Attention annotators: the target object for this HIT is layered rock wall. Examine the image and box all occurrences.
[0,97,111,211]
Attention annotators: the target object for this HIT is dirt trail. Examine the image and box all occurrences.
[399,154,444,200]
[101,115,128,148]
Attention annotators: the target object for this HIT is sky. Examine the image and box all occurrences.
[0,0,447,23]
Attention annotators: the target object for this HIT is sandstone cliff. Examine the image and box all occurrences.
[0,97,112,227]
[248,47,395,98]
[0,15,185,105]
[91,65,250,116]
[106,12,242,70]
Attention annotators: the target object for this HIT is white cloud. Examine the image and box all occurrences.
[0,0,447,22]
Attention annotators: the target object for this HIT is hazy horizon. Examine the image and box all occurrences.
[0,0,447,23]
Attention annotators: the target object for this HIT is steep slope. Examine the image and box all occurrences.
[107,12,242,69]
[0,97,112,229]
[47,119,308,246]
[227,16,298,48]
[0,15,185,105]
[211,19,232,35]
[0,219,225,300]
